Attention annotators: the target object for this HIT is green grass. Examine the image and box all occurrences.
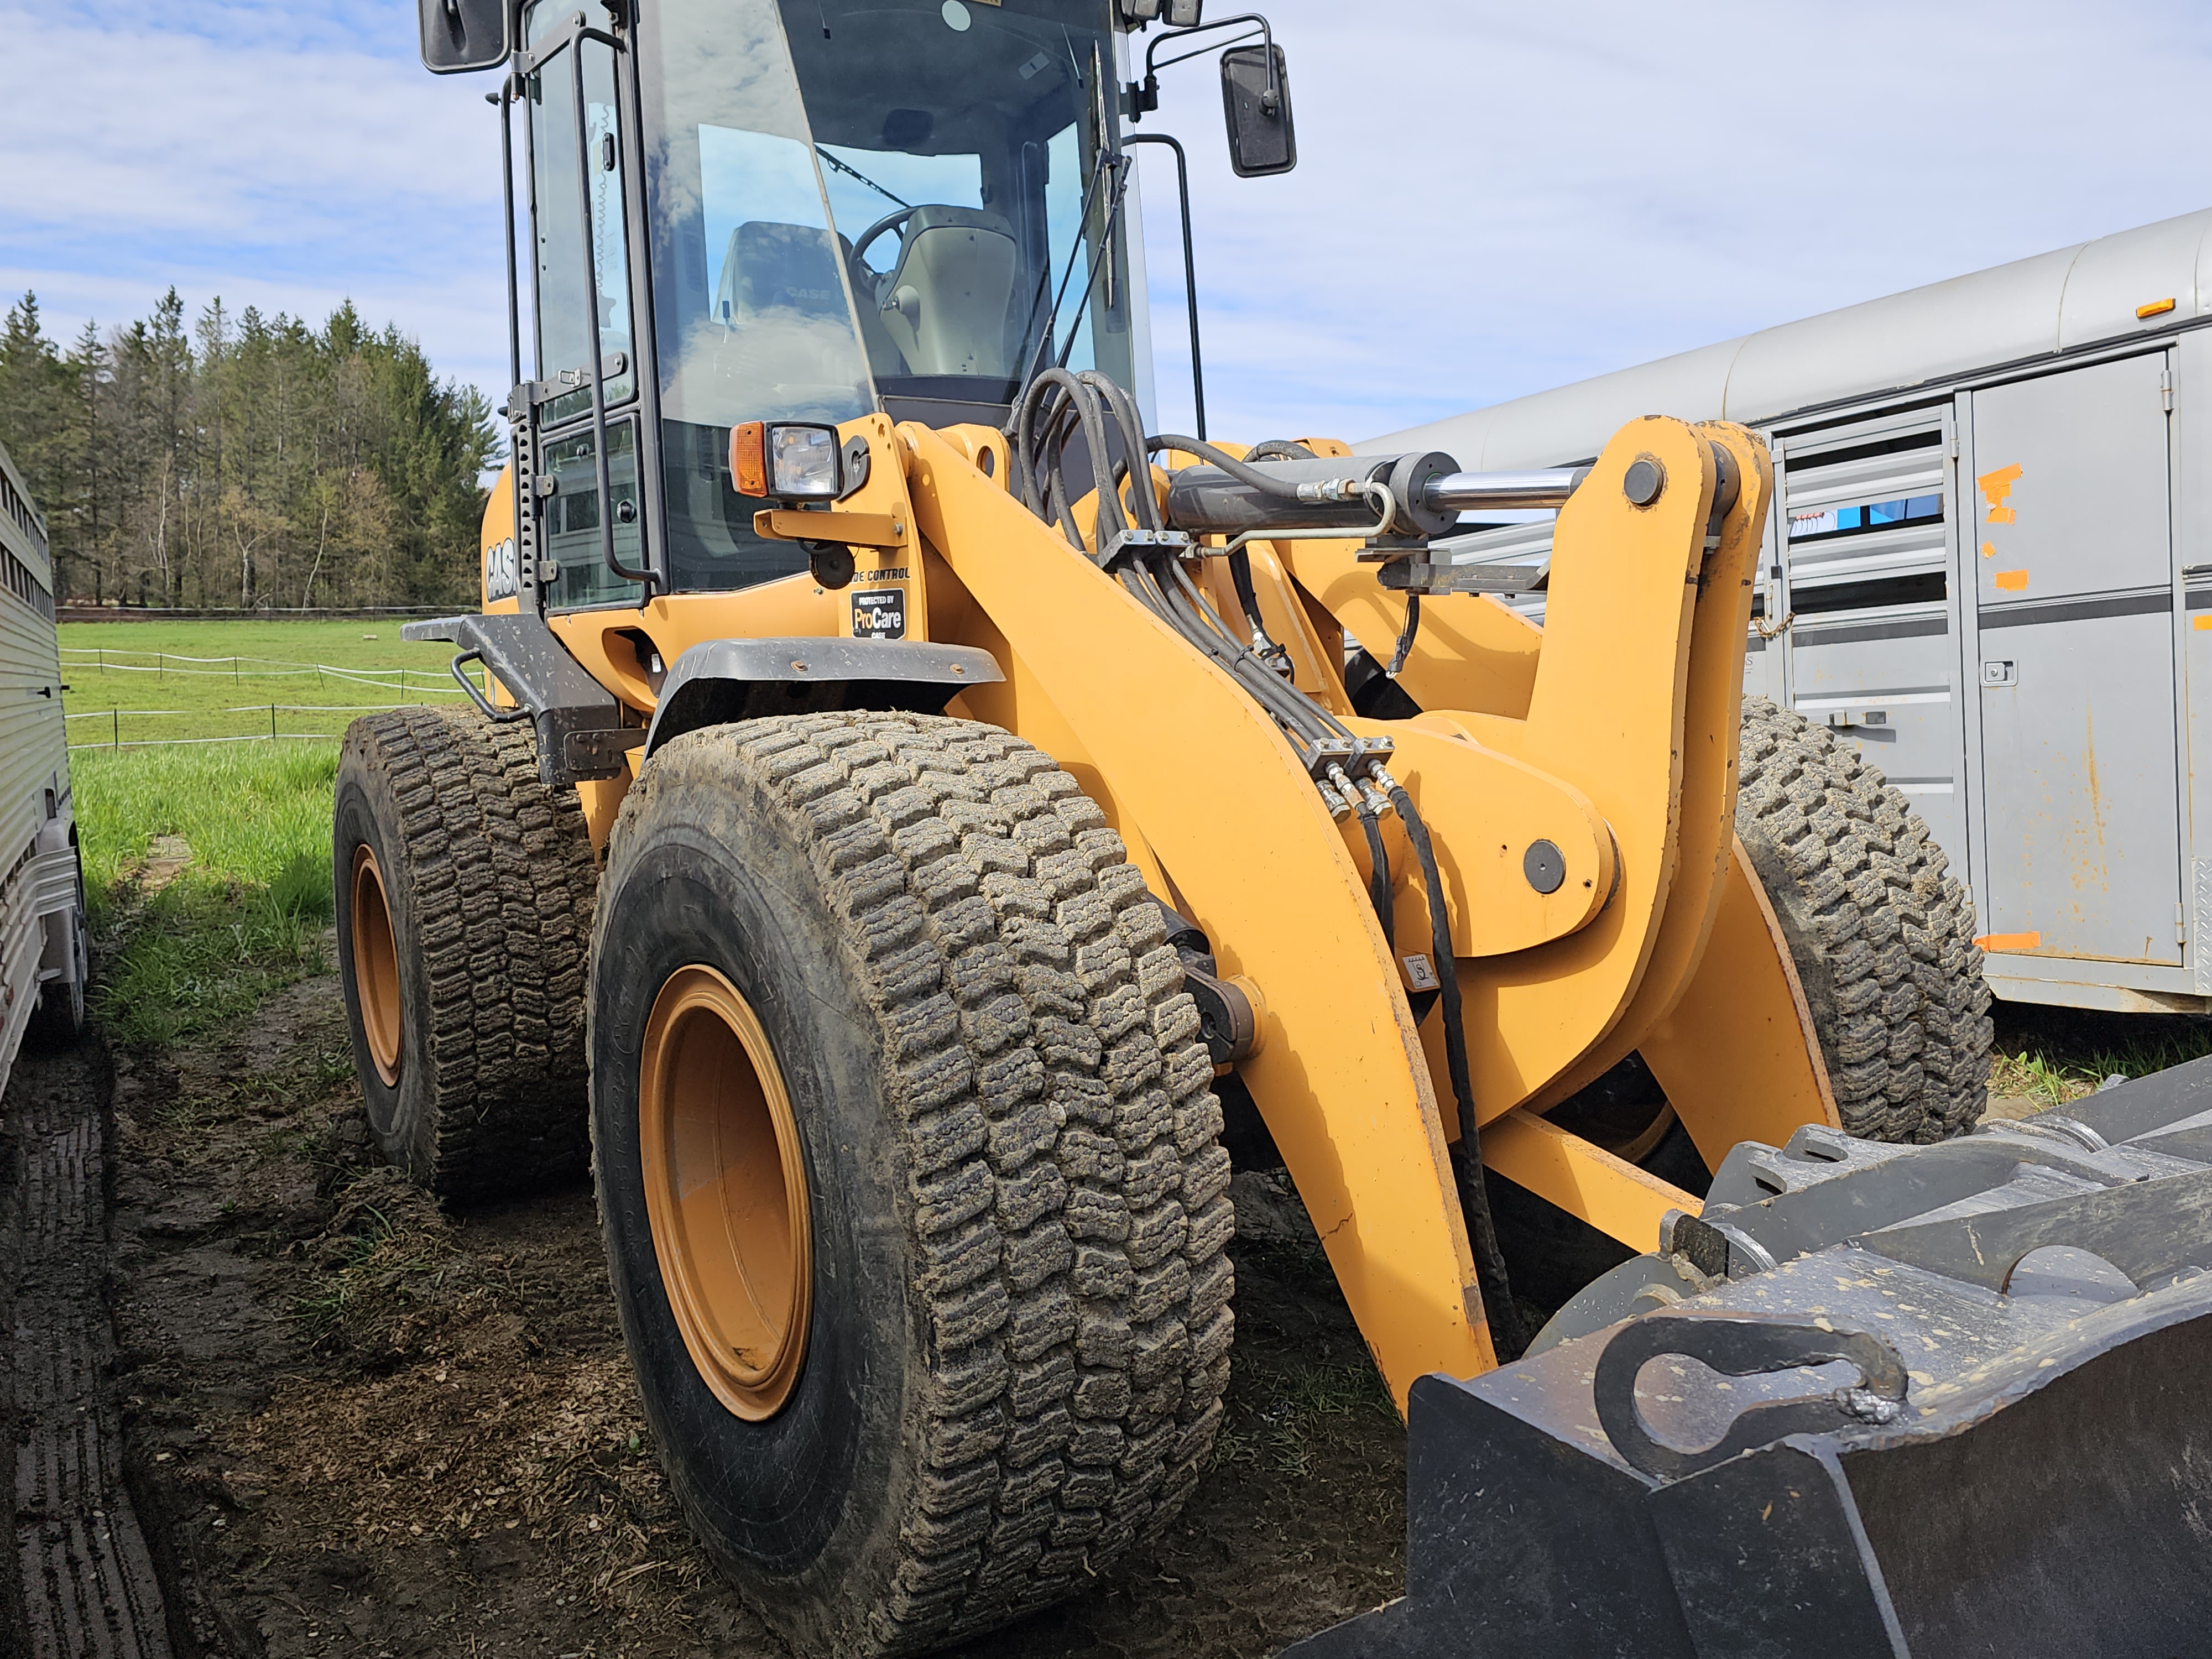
[96,879,331,1050]
[59,623,472,1049]
[60,618,464,747]
[74,742,343,899]
[73,727,356,1049]
[1989,1004,2212,1111]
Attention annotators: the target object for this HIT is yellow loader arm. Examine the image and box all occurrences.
[879,414,1824,1404]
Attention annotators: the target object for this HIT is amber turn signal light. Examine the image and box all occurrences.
[730,421,768,497]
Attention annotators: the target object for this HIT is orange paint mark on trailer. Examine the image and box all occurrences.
[1979,462,2023,523]
[1994,570,2029,591]
[1981,541,1997,559]
[1974,931,2043,953]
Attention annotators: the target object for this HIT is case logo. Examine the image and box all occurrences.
[852,587,906,640]
[485,536,519,601]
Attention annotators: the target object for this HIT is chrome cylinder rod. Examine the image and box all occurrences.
[1423,467,1591,513]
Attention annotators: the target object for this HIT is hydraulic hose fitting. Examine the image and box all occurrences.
[1323,764,1366,819]
[1295,477,1367,504]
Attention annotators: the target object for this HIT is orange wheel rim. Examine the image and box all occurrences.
[639,965,813,1421]
[349,845,403,1087]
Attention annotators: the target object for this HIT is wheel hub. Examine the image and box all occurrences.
[349,844,403,1087]
[639,965,813,1421]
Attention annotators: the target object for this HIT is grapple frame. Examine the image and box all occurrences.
[1287,1058,2212,1657]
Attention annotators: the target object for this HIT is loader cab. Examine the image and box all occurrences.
[514,0,1147,608]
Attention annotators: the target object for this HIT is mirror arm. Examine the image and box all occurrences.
[1137,12,1276,100]
[1123,135,1203,441]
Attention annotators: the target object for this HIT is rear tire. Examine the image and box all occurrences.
[333,705,598,1199]
[590,713,1233,1657]
[1735,696,1992,1141]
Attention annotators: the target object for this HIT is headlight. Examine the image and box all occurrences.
[729,420,846,501]
[770,424,841,498]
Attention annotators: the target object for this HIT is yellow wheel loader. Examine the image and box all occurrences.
[331,0,2212,1652]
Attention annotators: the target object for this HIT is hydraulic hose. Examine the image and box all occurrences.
[1386,776,1522,1358]
[1358,806,1394,948]
[1386,593,1423,677]
[1145,432,1322,499]
[1009,371,1521,1348]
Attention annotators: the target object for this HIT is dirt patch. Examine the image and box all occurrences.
[90,972,1408,1657]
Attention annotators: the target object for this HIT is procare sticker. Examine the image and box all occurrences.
[852,587,906,640]
[1401,953,1439,992]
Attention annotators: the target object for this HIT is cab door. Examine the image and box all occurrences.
[524,6,648,608]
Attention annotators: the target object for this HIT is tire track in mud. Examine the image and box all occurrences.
[6,1042,175,1659]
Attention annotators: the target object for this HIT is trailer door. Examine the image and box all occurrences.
[1969,351,2181,965]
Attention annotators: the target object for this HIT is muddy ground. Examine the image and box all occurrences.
[35,968,1410,1658]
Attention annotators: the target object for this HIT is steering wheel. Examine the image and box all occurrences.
[849,206,917,300]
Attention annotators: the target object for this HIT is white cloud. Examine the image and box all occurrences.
[9,0,2210,451]
[1136,0,2212,440]
[1,2,508,396]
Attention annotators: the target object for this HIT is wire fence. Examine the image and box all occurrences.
[59,648,466,698]
[65,703,450,751]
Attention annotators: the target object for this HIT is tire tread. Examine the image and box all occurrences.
[604,712,1229,1656]
[1736,696,1991,1141]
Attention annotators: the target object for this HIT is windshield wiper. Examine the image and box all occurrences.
[820,147,910,210]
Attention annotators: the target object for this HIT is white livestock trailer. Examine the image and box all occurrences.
[0,439,85,1092]
[1373,207,2212,1016]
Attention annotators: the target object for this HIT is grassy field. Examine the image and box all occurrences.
[59,618,465,749]
[55,623,2212,1099]
[63,622,462,1047]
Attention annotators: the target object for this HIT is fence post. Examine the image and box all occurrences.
[270,703,278,740]
[112,708,118,748]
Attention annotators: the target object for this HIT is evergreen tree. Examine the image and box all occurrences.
[0,289,494,609]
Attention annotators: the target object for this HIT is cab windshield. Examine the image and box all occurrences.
[786,0,1136,415]
[641,0,1135,590]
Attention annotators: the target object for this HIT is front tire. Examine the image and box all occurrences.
[591,713,1233,1657]
[333,706,599,1199]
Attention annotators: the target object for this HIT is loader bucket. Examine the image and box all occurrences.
[1284,1058,2212,1658]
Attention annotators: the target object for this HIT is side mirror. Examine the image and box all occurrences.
[418,0,512,74]
[1220,44,1295,176]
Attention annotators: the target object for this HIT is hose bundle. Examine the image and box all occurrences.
[1005,371,1522,1354]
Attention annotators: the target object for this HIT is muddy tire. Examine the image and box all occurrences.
[333,705,598,1199]
[589,713,1233,1658]
[1735,696,1992,1142]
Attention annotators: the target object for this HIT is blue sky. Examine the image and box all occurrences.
[7,0,2212,442]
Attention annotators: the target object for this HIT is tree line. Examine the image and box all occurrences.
[0,289,496,610]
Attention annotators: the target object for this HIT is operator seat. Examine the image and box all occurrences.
[873,206,1020,379]
[708,219,902,389]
